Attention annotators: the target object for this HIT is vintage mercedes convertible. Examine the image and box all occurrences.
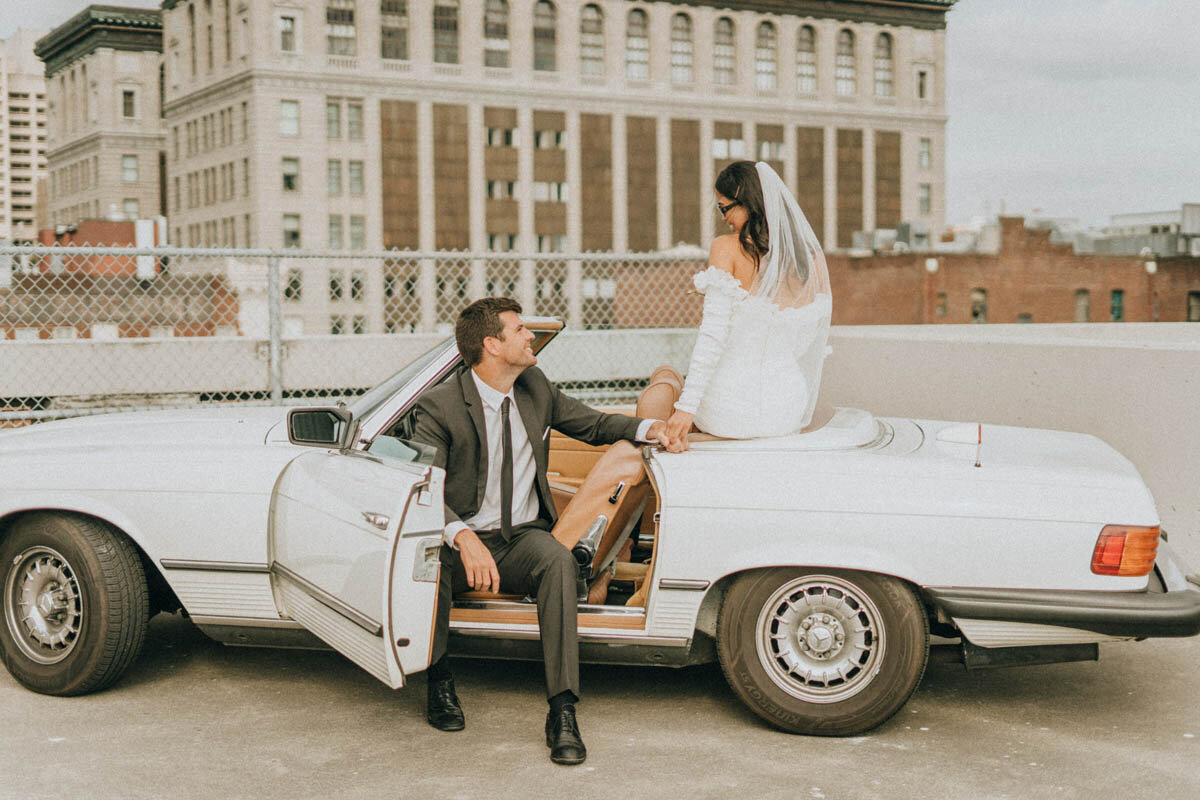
[2,319,1198,736]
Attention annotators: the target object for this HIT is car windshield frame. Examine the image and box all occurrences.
[348,337,458,421]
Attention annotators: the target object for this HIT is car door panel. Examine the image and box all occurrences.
[270,447,444,688]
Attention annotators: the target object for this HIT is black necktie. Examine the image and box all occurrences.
[500,396,513,541]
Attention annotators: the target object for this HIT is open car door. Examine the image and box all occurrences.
[269,440,445,689]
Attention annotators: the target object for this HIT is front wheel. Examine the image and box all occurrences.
[717,568,928,736]
[1,513,148,695]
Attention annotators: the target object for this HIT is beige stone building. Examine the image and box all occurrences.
[0,30,49,243]
[162,0,953,253]
[36,6,166,232]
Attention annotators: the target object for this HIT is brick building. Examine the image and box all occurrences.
[615,216,1200,327]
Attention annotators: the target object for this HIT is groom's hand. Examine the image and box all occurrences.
[645,420,671,449]
[454,529,501,593]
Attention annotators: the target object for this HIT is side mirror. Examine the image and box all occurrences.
[287,407,355,450]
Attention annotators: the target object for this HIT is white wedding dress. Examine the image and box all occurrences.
[674,267,832,438]
[672,161,832,439]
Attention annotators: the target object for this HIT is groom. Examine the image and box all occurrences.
[410,297,669,765]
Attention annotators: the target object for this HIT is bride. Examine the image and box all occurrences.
[639,160,833,451]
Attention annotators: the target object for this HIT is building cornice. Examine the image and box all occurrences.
[644,1,957,30]
[35,5,163,78]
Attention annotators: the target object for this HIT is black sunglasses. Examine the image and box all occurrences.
[716,199,740,216]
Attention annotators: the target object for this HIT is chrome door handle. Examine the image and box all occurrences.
[361,511,391,530]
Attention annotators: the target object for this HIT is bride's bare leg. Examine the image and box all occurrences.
[636,365,683,421]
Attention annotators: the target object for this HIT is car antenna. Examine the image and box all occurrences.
[974,423,982,468]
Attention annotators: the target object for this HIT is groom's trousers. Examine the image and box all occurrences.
[430,522,580,699]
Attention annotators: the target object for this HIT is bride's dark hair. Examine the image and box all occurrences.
[715,160,769,267]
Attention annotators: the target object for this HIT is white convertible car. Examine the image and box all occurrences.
[2,320,1198,736]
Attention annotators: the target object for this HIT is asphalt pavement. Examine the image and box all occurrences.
[1,613,1196,800]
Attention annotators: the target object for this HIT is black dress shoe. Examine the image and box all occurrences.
[426,677,465,731]
[545,704,587,765]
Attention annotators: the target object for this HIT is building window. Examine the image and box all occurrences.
[534,129,565,149]
[1188,292,1200,321]
[487,180,517,199]
[243,157,251,196]
[326,0,357,56]
[283,214,301,248]
[330,315,345,335]
[796,25,817,93]
[1016,313,1033,324]
[326,99,341,138]
[936,292,947,317]
[348,161,364,195]
[352,315,367,334]
[282,157,300,191]
[1075,289,1090,322]
[579,4,604,76]
[278,15,296,52]
[121,154,138,183]
[330,269,345,300]
[1111,289,1125,322]
[347,101,363,139]
[533,1,557,72]
[835,30,856,96]
[284,269,302,300]
[433,0,459,64]
[123,199,139,218]
[486,127,518,147]
[280,100,299,135]
[188,5,197,75]
[487,233,517,252]
[533,181,568,202]
[381,0,408,60]
[711,137,745,159]
[970,289,987,323]
[874,33,893,97]
[757,140,784,161]
[713,17,736,85]
[350,217,365,250]
[327,159,343,195]
[918,137,932,169]
[484,0,509,68]
[626,10,649,80]
[670,14,693,84]
[755,22,777,90]
[918,183,932,215]
[917,69,929,100]
[122,89,136,118]
[329,214,344,249]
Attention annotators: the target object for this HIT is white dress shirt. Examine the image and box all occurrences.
[443,369,657,547]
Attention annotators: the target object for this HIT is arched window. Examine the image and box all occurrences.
[796,25,816,93]
[835,29,855,96]
[713,17,735,85]
[670,13,693,84]
[433,0,458,64]
[580,5,604,76]
[483,0,509,68]
[874,32,893,97]
[755,21,777,90]
[970,289,987,323]
[626,9,649,80]
[533,1,556,72]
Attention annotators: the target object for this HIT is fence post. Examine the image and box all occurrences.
[267,253,283,404]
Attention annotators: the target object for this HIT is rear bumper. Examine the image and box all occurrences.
[926,542,1200,640]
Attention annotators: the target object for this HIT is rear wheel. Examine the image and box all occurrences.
[717,568,928,736]
[0,513,148,695]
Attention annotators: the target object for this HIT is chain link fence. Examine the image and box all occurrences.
[0,245,706,425]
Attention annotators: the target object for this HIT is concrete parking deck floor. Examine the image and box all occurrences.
[2,613,1197,800]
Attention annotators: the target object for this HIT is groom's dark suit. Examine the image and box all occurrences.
[411,365,643,698]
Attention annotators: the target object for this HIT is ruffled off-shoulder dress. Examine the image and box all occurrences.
[674,266,832,439]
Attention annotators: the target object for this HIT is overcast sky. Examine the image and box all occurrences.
[5,0,1199,228]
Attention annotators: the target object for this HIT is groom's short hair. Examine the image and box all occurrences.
[457,297,523,365]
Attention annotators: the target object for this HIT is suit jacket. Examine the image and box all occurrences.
[410,365,644,530]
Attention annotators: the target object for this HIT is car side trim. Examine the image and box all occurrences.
[161,559,271,573]
[271,562,383,637]
[927,584,1200,639]
[657,579,710,591]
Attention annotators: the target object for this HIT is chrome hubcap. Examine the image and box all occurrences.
[4,547,83,664]
[756,575,885,704]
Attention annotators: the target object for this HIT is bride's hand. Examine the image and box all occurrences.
[665,410,694,453]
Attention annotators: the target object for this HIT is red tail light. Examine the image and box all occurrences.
[1091,525,1160,576]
